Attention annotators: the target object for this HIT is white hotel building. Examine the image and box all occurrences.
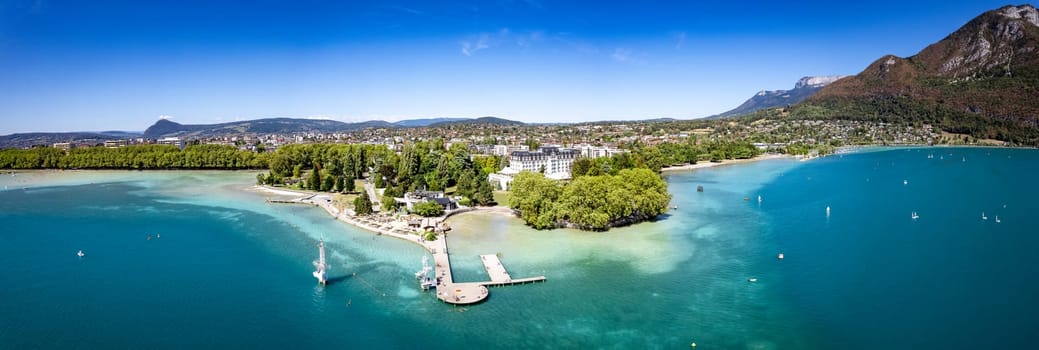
[489,146,579,189]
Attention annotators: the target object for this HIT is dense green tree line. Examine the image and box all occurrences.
[508,169,671,230]
[0,144,269,169]
[259,142,494,207]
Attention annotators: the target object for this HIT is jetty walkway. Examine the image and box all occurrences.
[258,185,545,305]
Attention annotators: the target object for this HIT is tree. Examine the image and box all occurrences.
[321,173,335,192]
[471,169,494,205]
[381,186,401,212]
[571,158,593,178]
[342,174,356,192]
[412,201,444,217]
[508,172,561,229]
[256,173,267,185]
[354,191,373,215]
[525,138,541,151]
[333,176,344,192]
[308,163,322,191]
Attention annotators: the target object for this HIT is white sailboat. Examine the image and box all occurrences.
[416,256,435,290]
[77,250,85,258]
[981,212,988,220]
[313,239,328,285]
[911,212,919,220]
[995,216,1001,223]
[826,206,831,217]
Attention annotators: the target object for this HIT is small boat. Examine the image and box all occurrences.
[77,250,85,257]
[777,253,785,260]
[995,216,1001,223]
[981,212,988,220]
[911,212,919,220]
[748,277,757,283]
[903,179,908,185]
[826,206,831,217]
[757,195,762,203]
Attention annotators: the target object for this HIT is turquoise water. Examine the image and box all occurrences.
[0,147,1036,349]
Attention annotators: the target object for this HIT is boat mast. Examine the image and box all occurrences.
[314,239,328,285]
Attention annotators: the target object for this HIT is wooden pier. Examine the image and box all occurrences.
[263,186,545,306]
[431,239,546,305]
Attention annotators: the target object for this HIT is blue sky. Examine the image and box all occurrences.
[0,0,1016,134]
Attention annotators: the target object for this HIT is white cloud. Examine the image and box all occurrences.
[460,34,491,56]
[611,48,633,63]
[674,31,687,49]
[610,48,646,64]
[460,28,544,56]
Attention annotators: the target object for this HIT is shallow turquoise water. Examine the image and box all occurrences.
[0,147,1036,349]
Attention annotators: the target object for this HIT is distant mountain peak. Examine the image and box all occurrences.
[794,76,848,89]
[709,75,847,119]
[803,4,1039,144]
[998,4,1038,26]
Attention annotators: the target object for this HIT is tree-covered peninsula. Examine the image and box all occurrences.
[508,168,671,230]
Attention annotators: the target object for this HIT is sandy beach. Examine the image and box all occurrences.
[254,185,441,251]
[660,153,791,172]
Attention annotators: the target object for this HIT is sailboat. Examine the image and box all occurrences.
[416,256,435,290]
[995,216,1001,223]
[313,239,328,285]
[981,212,988,220]
[77,250,85,258]
[911,212,919,220]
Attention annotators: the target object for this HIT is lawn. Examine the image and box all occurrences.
[492,191,510,206]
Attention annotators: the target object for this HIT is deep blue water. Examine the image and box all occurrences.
[0,147,1036,349]
[758,147,1039,349]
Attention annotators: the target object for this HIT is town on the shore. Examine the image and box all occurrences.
[0,115,1003,231]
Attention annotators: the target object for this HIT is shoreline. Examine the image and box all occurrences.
[252,185,439,251]
[660,153,792,173]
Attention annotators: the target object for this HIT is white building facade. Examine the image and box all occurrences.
[489,146,579,189]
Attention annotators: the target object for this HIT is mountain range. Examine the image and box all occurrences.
[141,116,527,138]
[796,4,1039,144]
[709,76,848,119]
[0,117,529,147]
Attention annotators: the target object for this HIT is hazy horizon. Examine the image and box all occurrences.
[0,0,1014,134]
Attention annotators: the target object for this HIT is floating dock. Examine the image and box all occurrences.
[265,186,545,306]
[431,238,545,305]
